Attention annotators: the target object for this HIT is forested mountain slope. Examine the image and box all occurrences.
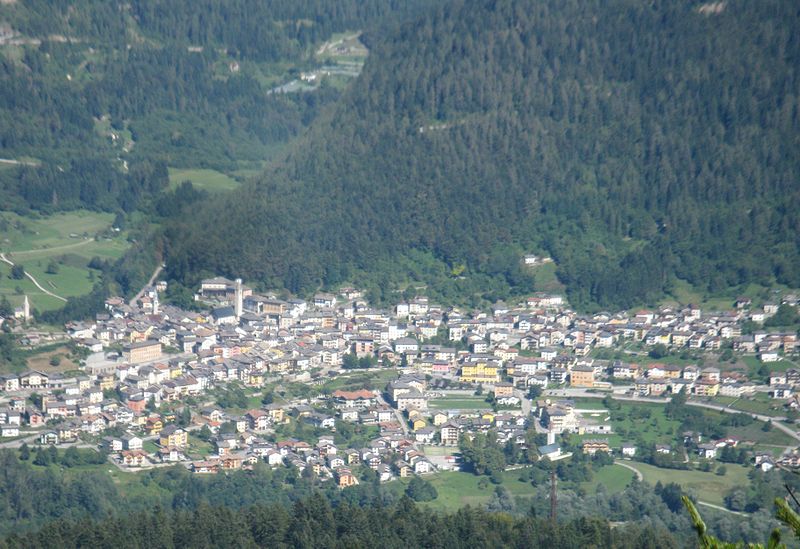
[166,0,800,310]
[0,0,432,212]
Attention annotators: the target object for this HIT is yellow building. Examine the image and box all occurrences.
[145,417,163,435]
[267,407,285,423]
[159,426,188,448]
[123,340,162,364]
[693,379,719,397]
[460,362,500,384]
[412,418,428,431]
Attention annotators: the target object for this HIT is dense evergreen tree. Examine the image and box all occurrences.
[164,0,800,310]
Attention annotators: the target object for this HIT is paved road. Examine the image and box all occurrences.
[0,252,67,302]
[545,387,800,443]
[696,501,747,517]
[614,459,643,481]
[378,393,409,436]
[685,400,800,442]
[129,264,164,307]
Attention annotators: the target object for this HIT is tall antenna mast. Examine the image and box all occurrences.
[549,469,557,522]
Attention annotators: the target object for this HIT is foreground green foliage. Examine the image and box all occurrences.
[683,495,800,549]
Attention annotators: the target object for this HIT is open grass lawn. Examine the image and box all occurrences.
[188,434,214,458]
[726,421,795,447]
[527,262,565,294]
[729,393,785,417]
[321,369,399,392]
[570,398,609,410]
[608,402,681,445]
[25,346,80,373]
[399,465,633,512]
[168,168,240,192]
[143,441,160,454]
[429,397,491,410]
[626,461,750,507]
[741,355,796,374]
[660,280,789,312]
[581,464,636,495]
[0,210,130,311]
[415,470,541,511]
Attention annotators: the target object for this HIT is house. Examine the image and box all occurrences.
[621,444,636,457]
[159,425,188,448]
[191,460,221,474]
[697,443,717,459]
[332,389,375,409]
[570,365,594,388]
[102,436,124,452]
[413,459,434,474]
[123,434,143,451]
[459,362,500,384]
[538,443,562,460]
[440,422,460,446]
[761,351,780,363]
[432,412,450,426]
[246,410,270,431]
[336,468,359,488]
[771,384,793,399]
[581,439,611,455]
[1,425,19,437]
[414,426,436,444]
[493,382,515,398]
[396,391,428,411]
[121,450,149,467]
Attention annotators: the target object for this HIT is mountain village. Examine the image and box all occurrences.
[1,277,799,486]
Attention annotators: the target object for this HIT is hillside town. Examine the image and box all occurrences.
[1,277,799,485]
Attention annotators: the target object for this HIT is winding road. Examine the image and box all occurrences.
[0,252,67,302]
[129,264,163,307]
[615,460,747,516]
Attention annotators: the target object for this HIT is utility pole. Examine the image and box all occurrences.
[549,469,557,522]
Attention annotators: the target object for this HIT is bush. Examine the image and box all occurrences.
[405,476,438,502]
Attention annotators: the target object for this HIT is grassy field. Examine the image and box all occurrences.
[581,464,636,495]
[321,369,399,392]
[741,355,796,374]
[626,461,750,507]
[0,210,130,311]
[607,402,682,445]
[660,279,789,311]
[727,393,786,417]
[526,261,565,294]
[570,398,609,410]
[25,346,81,373]
[168,168,240,192]
[429,396,491,410]
[394,465,633,512]
[726,421,795,446]
[408,470,540,511]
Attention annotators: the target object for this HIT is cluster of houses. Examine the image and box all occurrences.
[0,276,798,481]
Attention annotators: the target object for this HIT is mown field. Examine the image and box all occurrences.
[0,211,130,311]
[388,464,635,512]
[168,168,240,193]
[623,461,751,507]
